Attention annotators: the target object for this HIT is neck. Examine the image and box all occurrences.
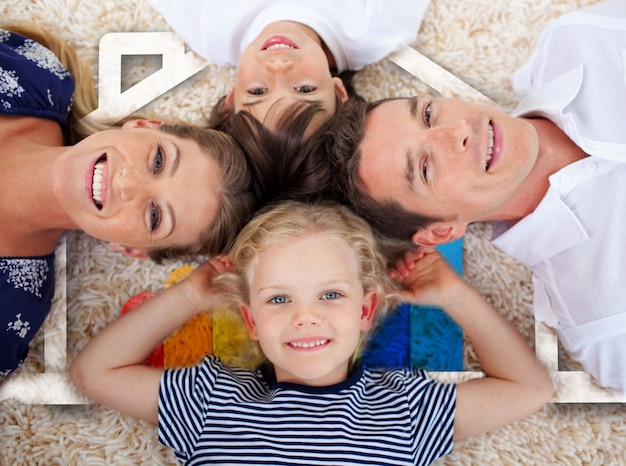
[1,142,73,231]
[0,116,76,255]
[490,117,587,223]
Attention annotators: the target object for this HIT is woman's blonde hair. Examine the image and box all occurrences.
[214,200,396,362]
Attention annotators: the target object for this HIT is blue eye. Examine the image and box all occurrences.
[270,295,288,304]
[321,291,341,300]
[153,147,164,174]
[150,202,161,232]
[295,85,316,94]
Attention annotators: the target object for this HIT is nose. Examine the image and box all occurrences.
[116,167,145,202]
[429,120,471,155]
[265,58,294,72]
[291,303,322,328]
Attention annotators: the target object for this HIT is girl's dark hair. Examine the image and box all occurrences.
[221,101,337,206]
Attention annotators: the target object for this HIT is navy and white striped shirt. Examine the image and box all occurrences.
[159,357,456,465]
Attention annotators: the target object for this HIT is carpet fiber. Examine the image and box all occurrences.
[2,0,625,464]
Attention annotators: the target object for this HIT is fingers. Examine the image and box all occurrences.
[389,247,436,280]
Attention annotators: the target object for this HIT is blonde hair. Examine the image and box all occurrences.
[214,200,395,363]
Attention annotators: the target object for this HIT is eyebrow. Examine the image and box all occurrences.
[242,96,314,110]
[242,99,266,109]
[409,96,419,119]
[170,142,180,176]
[163,143,180,239]
[404,97,420,192]
[405,149,416,191]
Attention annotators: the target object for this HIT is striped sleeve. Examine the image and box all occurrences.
[157,356,221,461]
[406,367,456,465]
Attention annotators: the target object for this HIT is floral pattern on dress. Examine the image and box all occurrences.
[0,65,25,99]
[7,313,31,339]
[0,258,50,298]
[14,37,71,80]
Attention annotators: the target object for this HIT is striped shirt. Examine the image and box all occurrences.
[159,357,456,465]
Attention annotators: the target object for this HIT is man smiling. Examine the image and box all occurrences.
[321,1,626,394]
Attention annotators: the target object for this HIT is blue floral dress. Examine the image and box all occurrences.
[0,28,74,379]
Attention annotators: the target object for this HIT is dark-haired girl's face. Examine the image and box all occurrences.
[233,21,347,135]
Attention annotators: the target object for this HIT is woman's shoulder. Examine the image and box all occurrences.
[0,28,74,127]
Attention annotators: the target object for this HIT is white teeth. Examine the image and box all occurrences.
[92,160,105,205]
[265,43,295,51]
[290,339,328,349]
[486,124,494,169]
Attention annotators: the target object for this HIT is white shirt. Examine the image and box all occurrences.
[494,0,626,392]
[148,0,430,71]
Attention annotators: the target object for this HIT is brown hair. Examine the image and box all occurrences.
[314,98,444,242]
[221,101,337,206]
[147,125,256,262]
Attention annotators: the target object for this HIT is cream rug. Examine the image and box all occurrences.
[2,0,625,464]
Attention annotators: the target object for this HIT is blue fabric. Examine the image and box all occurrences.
[0,28,74,127]
[0,28,72,379]
[362,239,464,371]
[0,254,56,378]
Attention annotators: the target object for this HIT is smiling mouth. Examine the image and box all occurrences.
[261,35,299,51]
[92,155,106,210]
[264,43,296,51]
[289,339,329,349]
[486,123,494,171]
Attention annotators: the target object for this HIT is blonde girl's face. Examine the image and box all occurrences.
[239,234,377,387]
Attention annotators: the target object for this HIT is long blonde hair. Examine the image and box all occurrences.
[214,200,396,363]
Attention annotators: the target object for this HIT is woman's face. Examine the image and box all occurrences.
[233,21,347,136]
[52,120,222,252]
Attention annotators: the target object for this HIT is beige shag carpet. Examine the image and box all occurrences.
[2,0,626,464]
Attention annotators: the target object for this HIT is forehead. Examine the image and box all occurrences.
[250,234,360,284]
[170,137,222,242]
[359,100,413,198]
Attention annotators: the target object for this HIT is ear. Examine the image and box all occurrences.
[121,119,164,130]
[109,242,151,259]
[223,83,235,115]
[239,303,259,341]
[411,223,467,247]
[332,77,349,103]
[359,291,379,332]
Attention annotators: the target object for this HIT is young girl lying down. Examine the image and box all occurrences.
[70,201,553,465]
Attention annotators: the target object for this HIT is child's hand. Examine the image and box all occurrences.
[179,256,233,310]
[390,248,466,308]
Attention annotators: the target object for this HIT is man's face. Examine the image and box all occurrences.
[358,97,540,225]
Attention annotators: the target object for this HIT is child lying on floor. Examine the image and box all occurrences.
[70,201,553,465]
